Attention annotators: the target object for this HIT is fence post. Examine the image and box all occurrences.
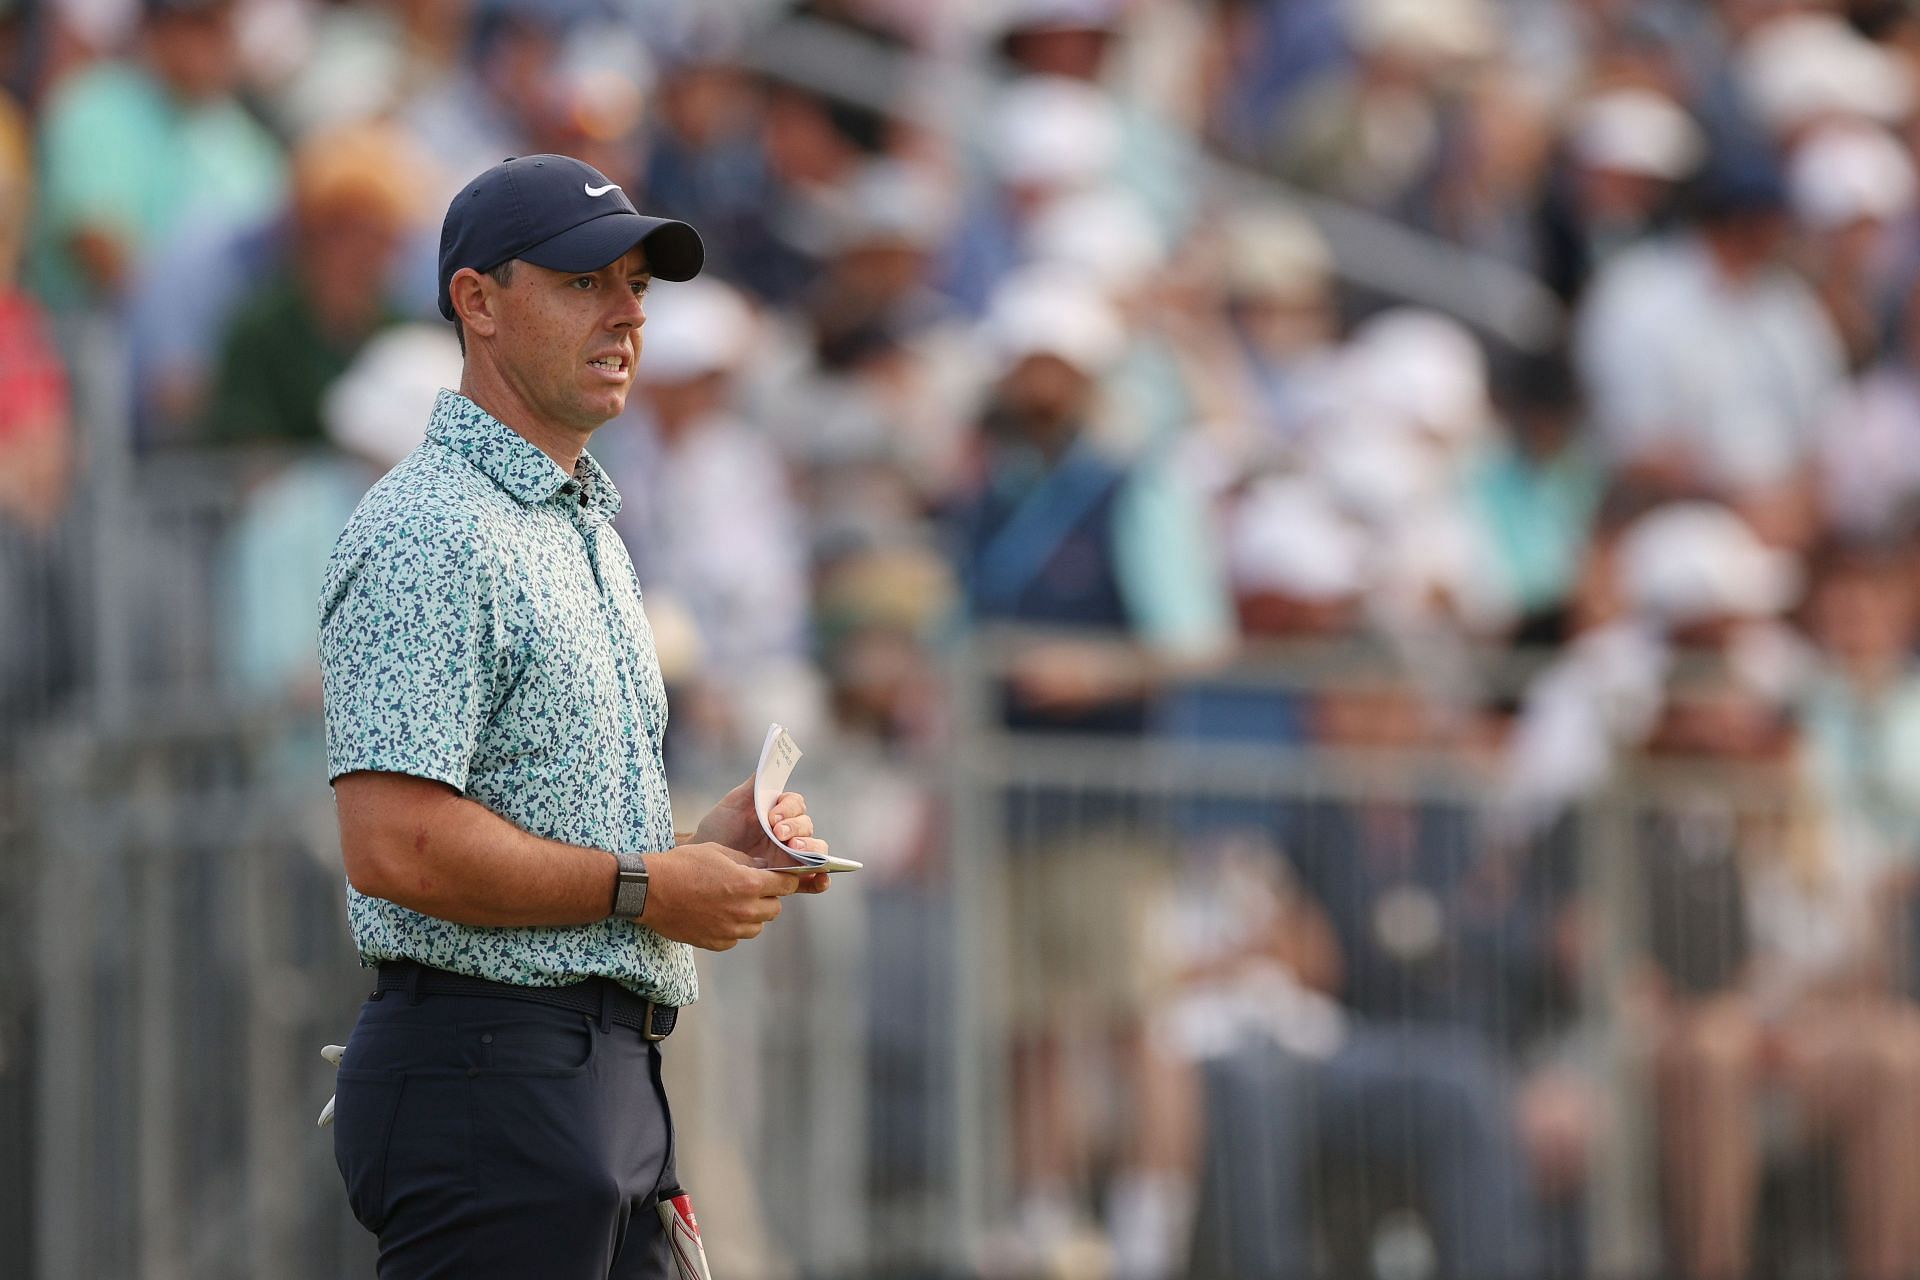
[240,815,299,1280]
[1585,780,1658,1279]
[67,310,136,733]
[945,635,1008,1271]
[131,762,187,1280]
[31,742,99,1280]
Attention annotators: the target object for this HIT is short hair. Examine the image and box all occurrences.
[453,259,517,357]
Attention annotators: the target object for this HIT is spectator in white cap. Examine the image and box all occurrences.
[1225,473,1371,638]
[1537,87,1705,301]
[1740,11,1915,144]
[790,160,970,401]
[941,75,1124,313]
[952,266,1231,1276]
[1617,500,1804,638]
[980,265,1129,388]
[1308,307,1508,656]
[1569,88,1705,190]
[211,323,461,794]
[1340,307,1493,454]
[1025,187,1210,451]
[226,324,464,705]
[811,160,960,340]
[601,277,818,752]
[1788,124,1917,238]
[1201,204,1342,455]
[1788,123,1918,366]
[992,0,1199,236]
[1024,186,1166,298]
[989,75,1123,200]
[1619,526,1920,1280]
[1576,151,1844,546]
[758,159,983,551]
[1302,309,1506,670]
[994,0,1126,80]
[1499,499,1805,847]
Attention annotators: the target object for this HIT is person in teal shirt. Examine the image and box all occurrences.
[32,0,284,311]
[1469,351,1605,642]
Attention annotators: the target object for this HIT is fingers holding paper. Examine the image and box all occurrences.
[768,792,834,893]
[768,792,814,844]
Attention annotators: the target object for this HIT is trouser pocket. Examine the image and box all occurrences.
[332,1070,405,1233]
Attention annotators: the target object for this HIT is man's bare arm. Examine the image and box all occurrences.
[333,771,799,948]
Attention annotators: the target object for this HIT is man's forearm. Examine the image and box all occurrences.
[335,773,619,927]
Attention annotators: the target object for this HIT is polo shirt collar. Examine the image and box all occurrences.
[427,389,623,523]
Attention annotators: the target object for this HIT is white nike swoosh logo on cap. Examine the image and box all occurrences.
[584,182,620,197]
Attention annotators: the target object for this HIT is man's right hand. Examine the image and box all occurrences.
[636,842,801,951]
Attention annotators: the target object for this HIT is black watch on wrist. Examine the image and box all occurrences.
[612,852,649,920]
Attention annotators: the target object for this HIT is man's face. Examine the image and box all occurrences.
[299,206,402,331]
[1703,210,1788,279]
[147,5,239,103]
[486,246,651,432]
[1811,561,1915,672]
[999,353,1094,433]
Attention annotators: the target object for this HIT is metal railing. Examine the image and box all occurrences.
[12,632,1914,1278]
[6,437,1911,1278]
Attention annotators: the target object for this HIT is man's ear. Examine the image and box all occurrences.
[449,267,499,340]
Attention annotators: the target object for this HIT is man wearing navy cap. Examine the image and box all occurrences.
[320,154,830,1278]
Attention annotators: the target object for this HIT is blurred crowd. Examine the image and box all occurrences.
[14,0,1920,1275]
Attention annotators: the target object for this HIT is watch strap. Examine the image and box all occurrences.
[612,852,649,920]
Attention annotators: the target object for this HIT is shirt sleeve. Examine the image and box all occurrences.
[1112,460,1237,658]
[319,518,499,790]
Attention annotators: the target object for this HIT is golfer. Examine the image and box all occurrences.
[319,154,829,1278]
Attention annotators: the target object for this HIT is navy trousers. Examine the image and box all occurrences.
[332,984,680,1279]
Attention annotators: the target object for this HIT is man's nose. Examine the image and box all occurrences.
[609,293,645,329]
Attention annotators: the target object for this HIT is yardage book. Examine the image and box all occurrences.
[755,723,863,873]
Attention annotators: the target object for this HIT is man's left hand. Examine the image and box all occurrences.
[692,778,830,894]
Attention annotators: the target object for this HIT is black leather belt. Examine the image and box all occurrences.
[374,960,679,1041]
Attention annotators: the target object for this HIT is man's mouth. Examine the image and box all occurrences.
[587,354,629,374]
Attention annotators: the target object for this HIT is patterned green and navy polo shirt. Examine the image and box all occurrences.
[319,389,696,1006]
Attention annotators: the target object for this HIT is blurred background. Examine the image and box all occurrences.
[13,0,1920,1277]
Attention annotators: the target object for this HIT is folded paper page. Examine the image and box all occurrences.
[755,722,862,873]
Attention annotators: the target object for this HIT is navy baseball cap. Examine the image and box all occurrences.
[438,155,704,321]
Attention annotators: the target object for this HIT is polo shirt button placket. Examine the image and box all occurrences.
[569,501,606,592]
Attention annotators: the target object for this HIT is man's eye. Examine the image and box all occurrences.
[571,277,595,289]
[630,282,649,297]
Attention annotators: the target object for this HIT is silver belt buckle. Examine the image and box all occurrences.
[641,999,669,1042]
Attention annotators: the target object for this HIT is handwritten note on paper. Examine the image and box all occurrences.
[754,723,803,851]
[753,723,862,873]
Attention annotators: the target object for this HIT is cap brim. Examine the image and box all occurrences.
[517,212,705,281]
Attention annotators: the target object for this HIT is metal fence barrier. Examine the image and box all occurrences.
[6,451,1912,1279]
[10,648,1907,1279]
